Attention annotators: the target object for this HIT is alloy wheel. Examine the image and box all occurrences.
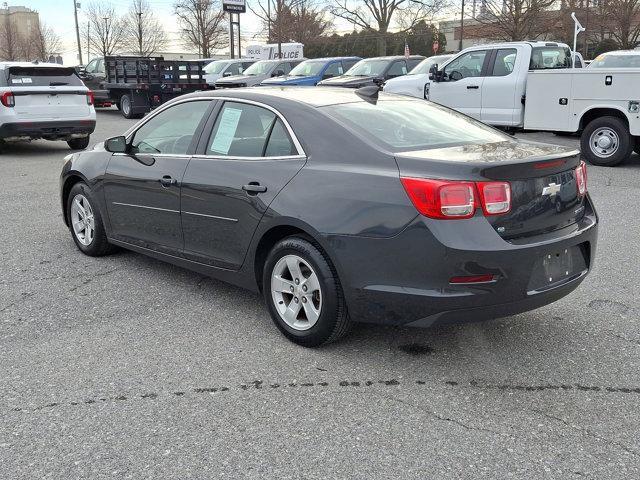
[70,194,95,246]
[271,254,322,331]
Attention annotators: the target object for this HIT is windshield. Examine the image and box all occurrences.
[345,59,389,76]
[589,54,640,68]
[289,60,325,77]
[244,61,273,76]
[409,56,450,75]
[204,61,228,74]
[323,99,508,152]
[7,67,84,87]
[529,46,572,70]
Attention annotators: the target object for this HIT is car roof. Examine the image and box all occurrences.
[184,86,408,108]
[358,55,425,61]
[302,56,361,62]
[0,61,71,70]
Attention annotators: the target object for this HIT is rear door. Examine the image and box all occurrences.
[481,47,520,126]
[103,99,214,254]
[8,66,91,121]
[428,49,490,119]
[181,100,306,269]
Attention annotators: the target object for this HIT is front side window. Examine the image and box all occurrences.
[85,59,98,73]
[206,102,295,158]
[491,49,517,76]
[387,60,408,77]
[130,101,211,155]
[443,50,487,81]
[323,62,343,78]
[323,99,509,152]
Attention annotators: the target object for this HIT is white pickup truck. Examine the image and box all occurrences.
[427,41,638,166]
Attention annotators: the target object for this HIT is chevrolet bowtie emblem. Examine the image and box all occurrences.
[542,182,561,197]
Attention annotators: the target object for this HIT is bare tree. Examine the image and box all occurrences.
[252,0,331,54]
[174,0,227,57]
[329,0,449,55]
[86,2,126,57]
[32,23,62,61]
[124,0,168,56]
[0,13,22,61]
[605,0,640,49]
[474,0,556,42]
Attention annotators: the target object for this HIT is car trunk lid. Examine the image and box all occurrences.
[395,140,585,240]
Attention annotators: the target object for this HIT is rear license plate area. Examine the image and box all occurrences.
[527,244,588,293]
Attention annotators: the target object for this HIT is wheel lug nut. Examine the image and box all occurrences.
[302,285,307,292]
[302,297,307,303]
[294,297,299,303]
[290,286,294,292]
[295,278,300,285]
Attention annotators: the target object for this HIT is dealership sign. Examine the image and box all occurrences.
[223,0,246,13]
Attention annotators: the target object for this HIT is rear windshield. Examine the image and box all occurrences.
[529,46,572,70]
[7,67,84,87]
[322,99,509,152]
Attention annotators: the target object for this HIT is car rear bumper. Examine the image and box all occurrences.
[0,120,96,140]
[326,195,598,327]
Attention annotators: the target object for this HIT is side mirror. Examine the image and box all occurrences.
[272,70,285,77]
[104,135,127,153]
[223,71,232,77]
[429,64,439,82]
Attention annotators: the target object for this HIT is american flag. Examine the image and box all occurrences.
[404,40,410,58]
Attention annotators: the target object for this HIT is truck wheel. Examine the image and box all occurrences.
[67,136,90,150]
[120,95,142,119]
[581,116,632,167]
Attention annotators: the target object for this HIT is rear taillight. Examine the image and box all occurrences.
[1,91,15,107]
[477,181,511,215]
[86,91,94,106]
[401,177,512,220]
[400,178,476,219]
[575,160,587,196]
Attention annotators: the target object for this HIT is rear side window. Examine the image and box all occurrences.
[491,49,517,76]
[323,100,508,152]
[7,67,84,87]
[529,46,572,69]
[207,102,296,158]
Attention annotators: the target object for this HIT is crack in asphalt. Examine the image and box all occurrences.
[6,378,639,415]
[531,408,639,458]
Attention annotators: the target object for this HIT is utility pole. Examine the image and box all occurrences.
[137,11,143,56]
[86,22,90,61]
[103,16,109,56]
[73,0,83,64]
[267,0,271,41]
[458,0,465,52]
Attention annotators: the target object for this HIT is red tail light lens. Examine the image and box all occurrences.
[401,178,476,219]
[575,160,587,196]
[449,274,496,284]
[86,91,94,106]
[1,91,15,107]
[477,181,511,215]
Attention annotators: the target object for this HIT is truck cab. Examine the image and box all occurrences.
[427,42,572,127]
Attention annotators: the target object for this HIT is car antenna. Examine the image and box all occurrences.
[355,85,379,104]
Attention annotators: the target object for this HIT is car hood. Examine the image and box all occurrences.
[261,75,316,85]
[319,75,380,87]
[216,74,263,84]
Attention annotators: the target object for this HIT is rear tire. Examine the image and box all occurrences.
[67,182,115,257]
[262,236,351,347]
[581,116,632,167]
[120,94,143,119]
[67,136,90,150]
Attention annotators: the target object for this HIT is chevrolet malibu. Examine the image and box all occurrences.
[60,87,598,347]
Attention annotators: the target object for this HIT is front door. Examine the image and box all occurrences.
[103,99,213,254]
[181,100,306,269]
[428,49,489,119]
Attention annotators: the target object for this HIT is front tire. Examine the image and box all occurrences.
[262,236,351,347]
[581,116,632,167]
[67,136,90,150]
[67,182,115,256]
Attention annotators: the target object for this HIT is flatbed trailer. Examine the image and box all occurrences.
[100,56,210,119]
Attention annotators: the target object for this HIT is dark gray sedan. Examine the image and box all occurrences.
[60,87,598,346]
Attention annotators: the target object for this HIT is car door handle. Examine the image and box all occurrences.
[242,182,267,194]
[160,175,177,187]
[467,85,479,89]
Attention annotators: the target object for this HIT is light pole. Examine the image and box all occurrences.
[73,0,83,64]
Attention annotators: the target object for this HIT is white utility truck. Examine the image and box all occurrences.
[427,41,639,166]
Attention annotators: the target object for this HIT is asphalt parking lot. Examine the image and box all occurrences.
[1,108,639,479]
